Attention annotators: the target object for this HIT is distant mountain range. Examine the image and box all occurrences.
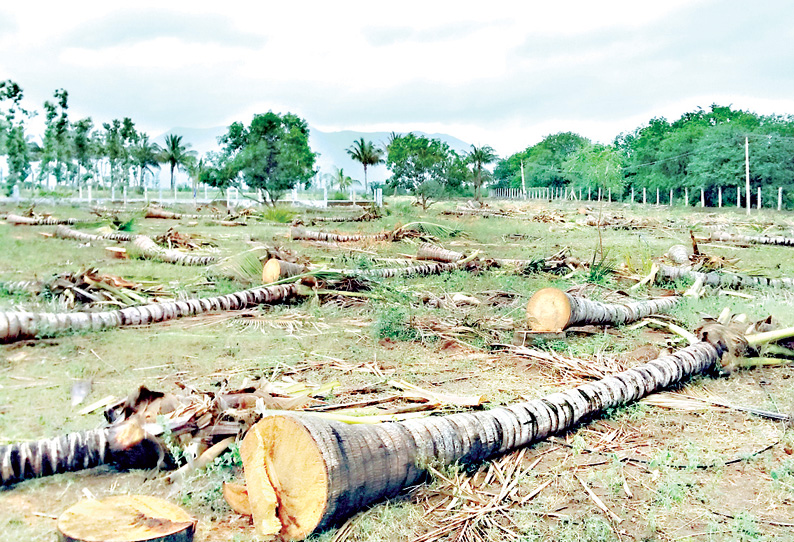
[154,126,471,188]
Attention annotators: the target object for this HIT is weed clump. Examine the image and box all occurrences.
[374,306,420,342]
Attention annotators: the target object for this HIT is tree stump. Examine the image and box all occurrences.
[57,495,196,542]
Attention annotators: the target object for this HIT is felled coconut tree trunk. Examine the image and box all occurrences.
[241,339,726,540]
[54,225,138,243]
[130,236,216,266]
[291,226,391,243]
[0,422,166,486]
[340,261,461,279]
[0,283,298,343]
[657,264,794,289]
[5,213,87,226]
[415,243,464,263]
[526,287,679,332]
[262,259,310,284]
[145,207,207,220]
[710,230,794,247]
[666,244,691,266]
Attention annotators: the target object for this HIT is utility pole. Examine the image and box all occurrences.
[745,137,751,216]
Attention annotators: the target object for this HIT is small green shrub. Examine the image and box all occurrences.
[374,306,420,342]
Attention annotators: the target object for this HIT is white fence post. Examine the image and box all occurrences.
[123,186,127,205]
[778,187,783,211]
[757,186,762,210]
[684,187,688,206]
[88,183,92,204]
[144,186,148,202]
[656,188,660,206]
[630,186,634,203]
[700,188,705,208]
[669,189,673,206]
[718,186,722,208]
[12,184,20,203]
[737,186,741,207]
[643,187,646,205]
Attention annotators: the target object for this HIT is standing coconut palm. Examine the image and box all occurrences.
[467,144,498,201]
[331,167,356,192]
[346,138,383,195]
[160,134,197,191]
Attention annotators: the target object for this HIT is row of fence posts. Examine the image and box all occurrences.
[489,185,786,211]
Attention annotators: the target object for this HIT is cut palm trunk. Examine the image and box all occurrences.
[526,287,679,332]
[5,213,88,226]
[666,244,691,265]
[339,261,461,279]
[262,259,310,284]
[291,226,390,243]
[415,243,464,263]
[145,207,207,220]
[709,230,794,247]
[55,225,137,243]
[57,495,196,542]
[0,422,166,486]
[657,264,794,290]
[130,236,216,266]
[0,283,297,343]
[241,339,727,540]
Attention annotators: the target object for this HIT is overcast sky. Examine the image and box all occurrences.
[1,0,793,157]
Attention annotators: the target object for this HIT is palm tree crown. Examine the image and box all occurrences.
[346,138,384,195]
[467,144,498,201]
[160,134,197,190]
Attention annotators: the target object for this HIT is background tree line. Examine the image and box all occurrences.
[493,104,794,207]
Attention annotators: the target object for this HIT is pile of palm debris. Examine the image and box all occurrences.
[40,268,157,308]
[154,228,215,250]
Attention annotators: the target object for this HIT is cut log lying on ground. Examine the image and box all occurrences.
[291,226,391,243]
[54,225,137,242]
[145,206,211,220]
[240,338,728,540]
[339,261,461,279]
[5,213,88,226]
[666,244,691,266]
[415,243,464,263]
[262,259,310,283]
[0,421,167,486]
[709,230,794,247]
[0,282,298,343]
[57,495,197,542]
[129,235,217,266]
[0,279,41,295]
[657,264,794,290]
[526,287,680,332]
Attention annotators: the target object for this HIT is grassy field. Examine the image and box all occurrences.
[1,197,794,542]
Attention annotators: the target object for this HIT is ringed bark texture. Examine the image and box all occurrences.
[130,236,216,266]
[0,428,113,486]
[657,264,794,290]
[243,340,725,539]
[54,225,138,243]
[526,287,680,331]
[338,261,460,279]
[666,245,690,265]
[291,226,391,243]
[710,230,794,247]
[6,214,87,226]
[415,243,464,263]
[0,283,298,343]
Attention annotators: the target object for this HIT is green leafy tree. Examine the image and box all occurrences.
[160,133,196,191]
[101,120,124,187]
[346,138,383,194]
[198,151,237,194]
[386,133,463,209]
[493,132,588,190]
[72,118,94,185]
[0,81,33,193]
[564,143,624,195]
[40,89,72,186]
[130,133,161,187]
[330,167,356,192]
[466,144,497,201]
[219,111,316,205]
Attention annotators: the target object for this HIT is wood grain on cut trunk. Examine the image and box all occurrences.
[57,495,196,542]
[526,287,680,332]
[241,340,725,540]
[262,259,309,284]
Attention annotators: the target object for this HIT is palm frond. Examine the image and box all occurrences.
[399,222,466,238]
[207,247,270,285]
